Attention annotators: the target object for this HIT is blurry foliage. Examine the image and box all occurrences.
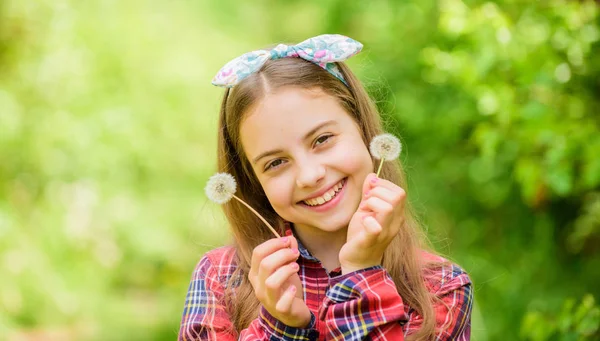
[521,294,600,341]
[0,0,599,340]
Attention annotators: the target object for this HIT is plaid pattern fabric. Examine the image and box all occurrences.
[178,240,472,340]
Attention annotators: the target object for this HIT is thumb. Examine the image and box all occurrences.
[360,215,382,245]
[290,273,304,299]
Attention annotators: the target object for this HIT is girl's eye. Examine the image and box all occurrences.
[314,134,333,146]
[265,159,285,171]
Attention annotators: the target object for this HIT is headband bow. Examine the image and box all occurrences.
[211,34,363,88]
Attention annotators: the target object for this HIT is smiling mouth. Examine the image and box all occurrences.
[301,178,346,207]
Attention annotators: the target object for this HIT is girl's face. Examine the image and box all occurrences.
[240,87,373,235]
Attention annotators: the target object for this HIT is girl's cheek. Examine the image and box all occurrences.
[331,144,372,173]
[262,177,293,207]
[344,155,366,172]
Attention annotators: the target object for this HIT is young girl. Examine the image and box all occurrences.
[178,34,472,340]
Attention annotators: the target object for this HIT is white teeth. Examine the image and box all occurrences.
[303,179,345,206]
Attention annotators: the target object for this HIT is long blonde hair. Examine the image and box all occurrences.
[216,57,437,340]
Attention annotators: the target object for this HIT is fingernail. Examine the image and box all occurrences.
[291,248,299,255]
[291,262,299,269]
[364,190,370,197]
[281,237,288,244]
[370,177,378,184]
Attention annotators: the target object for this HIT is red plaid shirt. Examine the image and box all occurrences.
[178,238,472,340]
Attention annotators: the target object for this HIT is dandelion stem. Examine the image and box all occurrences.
[232,194,281,238]
[376,157,385,177]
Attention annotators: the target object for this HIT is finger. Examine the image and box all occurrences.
[264,262,300,301]
[356,173,377,214]
[250,237,292,278]
[366,186,407,209]
[369,177,407,195]
[361,196,394,216]
[258,247,299,281]
[275,285,296,314]
[361,173,378,196]
[364,186,396,202]
[289,236,299,254]
[283,229,299,253]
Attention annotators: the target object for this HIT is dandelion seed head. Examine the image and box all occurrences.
[369,134,402,160]
[205,173,237,204]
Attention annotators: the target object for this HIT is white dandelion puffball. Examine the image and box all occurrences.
[205,173,237,204]
[369,133,402,160]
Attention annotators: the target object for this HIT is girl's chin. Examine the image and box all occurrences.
[301,217,352,233]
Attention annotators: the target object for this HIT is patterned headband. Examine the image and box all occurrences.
[211,34,363,88]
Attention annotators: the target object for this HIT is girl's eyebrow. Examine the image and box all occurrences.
[251,120,337,165]
[252,148,284,166]
[303,119,336,142]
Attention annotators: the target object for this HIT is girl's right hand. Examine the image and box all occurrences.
[248,236,311,328]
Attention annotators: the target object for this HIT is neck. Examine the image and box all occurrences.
[292,224,347,272]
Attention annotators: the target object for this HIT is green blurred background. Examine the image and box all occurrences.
[1,0,599,340]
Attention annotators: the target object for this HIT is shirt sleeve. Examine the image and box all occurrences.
[258,307,320,341]
[319,265,473,340]
[411,264,473,340]
[177,254,320,341]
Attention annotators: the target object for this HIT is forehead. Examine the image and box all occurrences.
[239,87,353,157]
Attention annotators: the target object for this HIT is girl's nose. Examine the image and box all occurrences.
[295,159,326,188]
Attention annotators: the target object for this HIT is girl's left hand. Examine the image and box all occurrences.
[339,173,406,274]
